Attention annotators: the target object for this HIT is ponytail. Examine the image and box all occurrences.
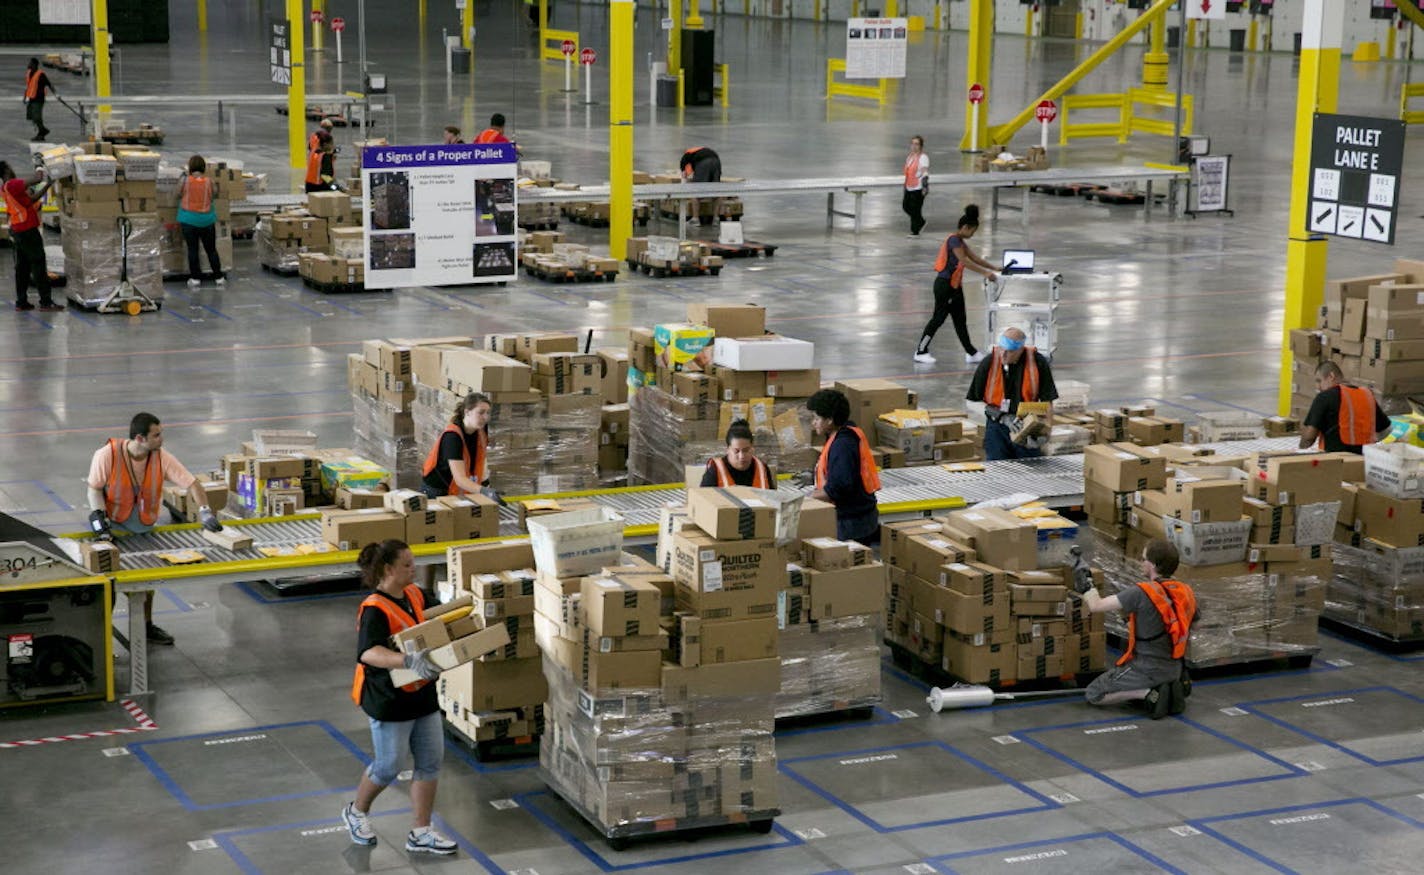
[451,392,492,427]
[957,203,981,231]
[357,539,409,589]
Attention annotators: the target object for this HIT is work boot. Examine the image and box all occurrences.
[37,127,49,140]
[1145,683,1171,720]
[1168,679,1187,716]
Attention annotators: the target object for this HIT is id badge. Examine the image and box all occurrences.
[999,399,1012,412]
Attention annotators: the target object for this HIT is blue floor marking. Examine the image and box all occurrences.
[1317,625,1424,662]
[774,705,900,738]
[1015,714,1308,798]
[512,789,802,872]
[129,720,369,811]
[778,740,1059,833]
[161,284,233,321]
[1235,685,1424,766]
[1187,797,1424,875]
[928,831,1187,875]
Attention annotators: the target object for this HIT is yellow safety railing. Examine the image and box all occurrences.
[1126,86,1192,138]
[1403,82,1424,124]
[1059,93,1128,144]
[826,58,888,105]
[542,28,578,62]
[713,63,730,107]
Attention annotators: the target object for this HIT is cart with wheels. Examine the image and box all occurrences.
[983,271,1062,360]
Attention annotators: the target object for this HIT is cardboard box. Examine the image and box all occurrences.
[699,617,778,663]
[1083,443,1168,492]
[687,486,777,540]
[434,494,501,541]
[1353,487,1424,547]
[670,531,782,620]
[903,533,974,581]
[1085,481,1135,526]
[661,656,780,702]
[711,365,767,402]
[763,369,820,399]
[583,648,662,693]
[939,561,1005,598]
[447,541,536,590]
[941,637,1015,684]
[1162,477,1246,523]
[440,349,532,393]
[581,575,661,637]
[321,508,406,550]
[389,622,511,686]
[944,508,1039,571]
[78,540,120,573]
[686,303,766,338]
[436,655,546,712]
[713,334,815,371]
[1251,454,1343,506]
[835,379,911,426]
[799,564,885,620]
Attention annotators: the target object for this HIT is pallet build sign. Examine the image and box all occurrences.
[1307,112,1405,244]
[845,19,908,79]
[269,18,292,86]
[39,1,90,25]
[361,143,519,290]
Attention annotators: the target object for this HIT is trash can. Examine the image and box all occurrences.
[450,47,471,74]
[1229,28,1246,52]
[1293,33,1302,56]
[1167,26,1180,49]
[655,75,679,107]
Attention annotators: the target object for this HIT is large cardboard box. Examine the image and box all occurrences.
[713,335,815,371]
[389,622,511,686]
[436,655,547,712]
[910,574,1011,634]
[583,648,662,693]
[440,349,532,393]
[686,302,766,339]
[1083,443,1168,492]
[941,637,1015,684]
[902,533,974,580]
[447,541,536,591]
[581,575,661,637]
[835,378,911,426]
[687,486,777,540]
[944,507,1038,571]
[763,369,820,399]
[1162,477,1246,523]
[800,564,885,619]
[1251,454,1343,506]
[1353,487,1424,547]
[661,656,780,701]
[321,508,406,550]
[670,531,782,620]
[434,494,501,541]
[699,617,778,663]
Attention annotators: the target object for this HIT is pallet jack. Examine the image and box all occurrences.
[94,216,160,315]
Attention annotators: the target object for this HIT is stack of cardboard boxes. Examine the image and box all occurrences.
[256,208,330,273]
[209,430,361,519]
[348,339,423,488]
[520,232,621,281]
[320,488,501,551]
[48,144,164,304]
[298,191,364,287]
[437,540,549,747]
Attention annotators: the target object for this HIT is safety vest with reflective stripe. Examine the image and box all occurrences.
[815,425,882,495]
[1329,385,1378,448]
[709,455,771,489]
[306,149,323,185]
[474,128,508,144]
[104,438,164,527]
[351,585,429,704]
[983,346,1040,410]
[2,181,37,233]
[421,424,486,494]
[24,69,42,100]
[179,174,213,214]
[1118,578,1196,665]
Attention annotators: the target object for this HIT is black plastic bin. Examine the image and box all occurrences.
[1229,29,1246,52]
[450,47,471,74]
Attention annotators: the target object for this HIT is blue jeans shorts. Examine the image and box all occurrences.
[366,711,443,786]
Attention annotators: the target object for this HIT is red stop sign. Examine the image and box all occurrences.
[580,48,597,66]
[310,9,324,23]
[1035,99,1058,123]
[967,83,985,105]
[330,16,346,32]
[561,39,576,56]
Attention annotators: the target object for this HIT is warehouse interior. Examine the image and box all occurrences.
[2,1,1424,873]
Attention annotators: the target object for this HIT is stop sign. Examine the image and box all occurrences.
[310,9,324,23]
[967,83,985,105]
[561,39,576,56]
[1035,99,1058,123]
[580,47,597,66]
[330,16,346,32]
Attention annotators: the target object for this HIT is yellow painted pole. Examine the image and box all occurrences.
[1187,19,1197,49]
[669,0,683,80]
[287,0,306,179]
[1247,17,1258,52]
[610,0,634,260]
[886,0,898,16]
[1279,0,1343,414]
[463,0,475,49]
[688,0,703,30]
[1075,13,1083,40]
[313,0,325,53]
[197,0,207,33]
[93,0,111,114]
[959,0,993,151]
[1386,22,1396,61]
[1025,6,1035,38]
[1144,13,1168,89]
[816,0,823,23]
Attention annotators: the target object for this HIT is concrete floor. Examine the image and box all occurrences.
[3,2,1424,872]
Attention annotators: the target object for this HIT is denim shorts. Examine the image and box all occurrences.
[366,711,443,785]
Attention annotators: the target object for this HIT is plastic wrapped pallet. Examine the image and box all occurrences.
[351,391,421,489]
[59,213,164,306]
[1326,540,1424,642]
[775,614,883,719]
[255,217,303,272]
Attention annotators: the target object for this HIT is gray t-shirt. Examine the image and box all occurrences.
[1118,582,1178,665]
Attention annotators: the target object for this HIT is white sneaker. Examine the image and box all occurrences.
[405,826,457,855]
[186,278,200,288]
[913,352,936,364]
[341,801,376,846]
[965,351,987,364]
[215,276,226,286]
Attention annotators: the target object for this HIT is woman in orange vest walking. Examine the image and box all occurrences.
[1077,539,1197,719]
[805,389,881,543]
[901,135,929,237]
[23,58,55,140]
[1299,361,1390,453]
[177,156,224,287]
[420,392,504,502]
[340,539,457,855]
[914,204,998,365]
[699,419,773,488]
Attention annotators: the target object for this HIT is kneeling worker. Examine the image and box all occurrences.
[805,389,881,543]
[1300,361,1390,453]
[700,419,773,487]
[966,326,1058,461]
[1076,539,1197,719]
[87,412,224,646]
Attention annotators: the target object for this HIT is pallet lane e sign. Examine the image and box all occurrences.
[270,18,293,86]
[1308,113,1405,244]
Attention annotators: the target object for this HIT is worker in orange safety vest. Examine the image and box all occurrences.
[23,57,55,140]
[699,419,773,488]
[1299,361,1391,453]
[965,327,1060,461]
[804,388,881,543]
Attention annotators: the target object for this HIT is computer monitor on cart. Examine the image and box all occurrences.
[1001,250,1035,273]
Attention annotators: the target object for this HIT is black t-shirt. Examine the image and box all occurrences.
[680,147,718,172]
[27,71,50,104]
[966,350,1059,417]
[422,428,484,493]
[356,590,440,722]
[1303,386,1390,453]
[699,456,771,487]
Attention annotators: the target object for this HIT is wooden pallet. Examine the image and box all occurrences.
[444,721,540,763]
[629,258,721,278]
[302,276,373,294]
[887,640,1098,691]
[259,262,299,278]
[1319,615,1424,654]
[705,240,777,258]
[524,262,619,283]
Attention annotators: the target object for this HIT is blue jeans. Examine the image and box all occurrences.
[366,711,443,786]
[984,419,1042,462]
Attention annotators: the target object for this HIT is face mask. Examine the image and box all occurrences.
[1000,335,1024,352]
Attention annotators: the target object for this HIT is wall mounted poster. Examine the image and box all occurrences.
[361,143,519,289]
[845,18,908,80]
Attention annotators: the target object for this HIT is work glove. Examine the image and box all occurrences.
[479,486,508,507]
[1069,546,1095,594]
[199,506,223,533]
[790,470,815,489]
[403,649,441,681]
[88,509,113,541]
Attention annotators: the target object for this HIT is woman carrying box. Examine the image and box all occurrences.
[341,539,455,855]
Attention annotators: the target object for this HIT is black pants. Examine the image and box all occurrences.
[13,227,54,306]
[180,223,221,279]
[902,188,925,235]
[917,277,976,356]
[25,100,46,137]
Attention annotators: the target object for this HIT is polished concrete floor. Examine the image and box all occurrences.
[3,2,1424,873]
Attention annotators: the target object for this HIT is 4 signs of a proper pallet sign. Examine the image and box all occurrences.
[1308,113,1405,245]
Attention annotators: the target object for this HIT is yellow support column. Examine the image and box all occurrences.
[1187,19,1197,49]
[688,0,704,30]
[1025,5,1035,38]
[1386,22,1396,60]
[313,0,325,53]
[959,0,993,151]
[197,0,207,33]
[669,0,683,83]
[93,0,111,114]
[886,0,898,16]
[1143,15,1168,89]
[1247,17,1258,51]
[610,0,634,260]
[463,0,475,49]
[1279,0,1343,414]
[287,0,306,179]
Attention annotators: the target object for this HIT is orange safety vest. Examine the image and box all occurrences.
[179,174,213,214]
[421,424,486,494]
[904,153,924,190]
[709,455,771,489]
[1118,578,1196,665]
[308,131,322,153]
[815,425,882,494]
[306,149,323,185]
[24,69,42,101]
[2,181,36,232]
[1326,385,1378,448]
[351,585,430,704]
[934,235,966,287]
[473,128,507,144]
[103,438,164,527]
[983,346,1040,410]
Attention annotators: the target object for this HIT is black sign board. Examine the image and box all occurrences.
[1307,112,1406,245]
[270,18,292,86]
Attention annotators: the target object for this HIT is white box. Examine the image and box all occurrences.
[713,335,815,371]
[526,506,625,578]
[1164,517,1251,566]
[1294,501,1340,547]
[1196,411,1265,443]
[1364,443,1424,499]
[73,155,119,185]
